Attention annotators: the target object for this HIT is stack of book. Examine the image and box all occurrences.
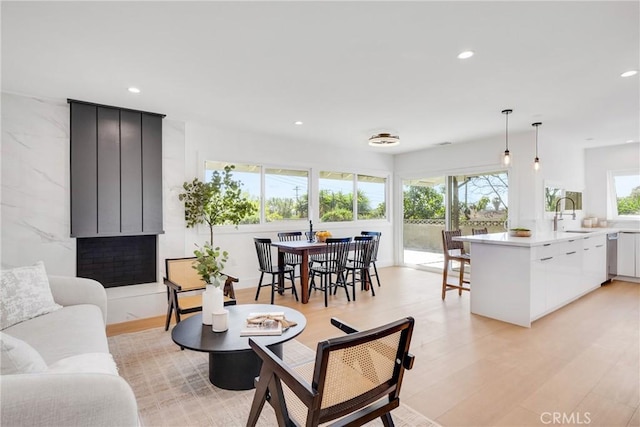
[240,312,284,336]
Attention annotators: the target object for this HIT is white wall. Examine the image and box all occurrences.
[1,93,75,273]
[585,142,640,226]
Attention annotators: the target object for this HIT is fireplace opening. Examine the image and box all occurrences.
[77,236,157,288]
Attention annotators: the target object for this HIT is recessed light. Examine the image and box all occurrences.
[128,87,141,93]
[294,121,303,125]
[621,70,638,78]
[457,50,474,59]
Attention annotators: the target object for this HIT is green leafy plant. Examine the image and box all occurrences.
[178,164,256,244]
[193,243,228,285]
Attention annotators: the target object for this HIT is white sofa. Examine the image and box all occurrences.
[0,275,139,426]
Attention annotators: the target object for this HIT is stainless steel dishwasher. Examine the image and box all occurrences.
[604,232,618,284]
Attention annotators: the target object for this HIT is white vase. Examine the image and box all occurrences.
[201,284,215,325]
[211,283,224,314]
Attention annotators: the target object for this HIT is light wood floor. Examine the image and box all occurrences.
[109,267,640,427]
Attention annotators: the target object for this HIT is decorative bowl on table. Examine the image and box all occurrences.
[508,228,532,237]
[315,231,332,242]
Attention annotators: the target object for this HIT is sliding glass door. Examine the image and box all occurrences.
[402,170,508,270]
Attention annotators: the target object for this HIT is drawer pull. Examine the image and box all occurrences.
[596,244,604,248]
[543,243,551,247]
[540,257,553,261]
[566,251,577,255]
[568,239,575,242]
[584,248,589,251]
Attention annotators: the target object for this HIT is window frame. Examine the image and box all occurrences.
[608,169,640,220]
[202,161,390,230]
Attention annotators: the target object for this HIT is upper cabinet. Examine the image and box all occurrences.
[69,100,165,237]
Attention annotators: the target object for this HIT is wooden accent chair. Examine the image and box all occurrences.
[472,227,488,235]
[247,316,415,427]
[345,235,376,301]
[163,257,237,331]
[253,238,298,304]
[309,237,352,307]
[441,230,471,300]
[360,231,382,287]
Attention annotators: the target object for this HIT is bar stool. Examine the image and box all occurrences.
[441,230,470,300]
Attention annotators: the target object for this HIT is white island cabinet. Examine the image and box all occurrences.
[456,230,610,327]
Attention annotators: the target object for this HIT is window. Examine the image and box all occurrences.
[204,162,386,224]
[319,171,354,222]
[357,174,386,220]
[318,171,388,222]
[610,170,640,218]
[264,168,309,222]
[204,161,260,224]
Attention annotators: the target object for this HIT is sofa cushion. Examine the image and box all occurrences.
[3,305,108,365]
[0,332,48,375]
[0,262,62,330]
[48,353,119,376]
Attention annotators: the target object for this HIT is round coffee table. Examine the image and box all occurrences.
[171,304,306,390]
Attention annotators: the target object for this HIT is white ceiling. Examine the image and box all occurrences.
[2,1,639,154]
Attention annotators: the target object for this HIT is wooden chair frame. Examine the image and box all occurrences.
[360,231,382,287]
[441,230,471,300]
[277,231,304,277]
[247,317,415,427]
[163,257,237,331]
[345,235,375,301]
[254,237,298,304]
[309,237,351,307]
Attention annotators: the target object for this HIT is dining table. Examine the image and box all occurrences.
[271,239,369,304]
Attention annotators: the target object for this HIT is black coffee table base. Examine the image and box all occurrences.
[209,343,283,390]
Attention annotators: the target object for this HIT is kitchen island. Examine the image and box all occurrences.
[455,229,611,327]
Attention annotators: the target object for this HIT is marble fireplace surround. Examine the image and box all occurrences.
[1,93,187,322]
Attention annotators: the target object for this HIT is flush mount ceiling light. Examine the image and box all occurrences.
[128,87,140,93]
[457,50,474,59]
[368,133,400,147]
[621,70,638,77]
[501,109,513,165]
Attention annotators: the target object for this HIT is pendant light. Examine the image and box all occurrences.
[502,109,513,165]
[532,122,542,171]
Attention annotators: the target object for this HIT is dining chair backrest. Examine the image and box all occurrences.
[277,231,303,265]
[361,231,381,261]
[323,237,352,272]
[277,231,302,242]
[254,237,274,272]
[351,235,374,268]
[472,227,488,235]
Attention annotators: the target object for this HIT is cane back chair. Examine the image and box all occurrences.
[163,257,237,331]
[247,316,415,427]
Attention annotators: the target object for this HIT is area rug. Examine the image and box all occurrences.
[109,327,439,427]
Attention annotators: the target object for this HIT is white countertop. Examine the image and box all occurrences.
[455,228,621,247]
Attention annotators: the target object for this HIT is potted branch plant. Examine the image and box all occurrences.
[178,164,256,327]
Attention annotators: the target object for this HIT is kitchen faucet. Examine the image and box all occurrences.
[553,197,576,231]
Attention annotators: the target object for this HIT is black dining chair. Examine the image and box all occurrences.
[345,235,375,301]
[276,231,303,277]
[309,237,352,307]
[361,231,382,287]
[253,238,298,304]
